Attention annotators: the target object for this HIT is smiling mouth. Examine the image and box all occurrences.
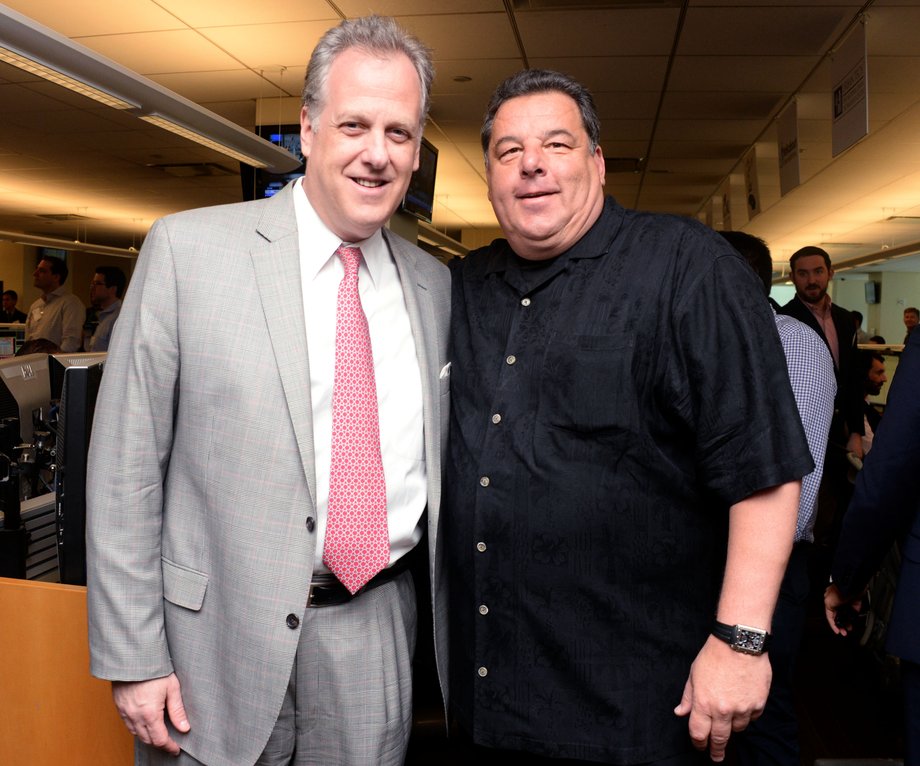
[354,178,386,188]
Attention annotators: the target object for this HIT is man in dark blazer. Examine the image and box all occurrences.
[779,246,864,546]
[825,327,920,765]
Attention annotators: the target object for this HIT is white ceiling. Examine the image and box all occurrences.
[1,0,920,273]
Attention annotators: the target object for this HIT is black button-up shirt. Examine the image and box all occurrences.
[446,197,813,763]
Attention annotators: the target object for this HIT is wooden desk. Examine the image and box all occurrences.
[0,577,133,765]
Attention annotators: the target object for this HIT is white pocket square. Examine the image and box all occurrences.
[439,362,451,379]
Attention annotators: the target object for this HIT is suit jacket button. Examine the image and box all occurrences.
[306,516,315,532]
[286,613,300,629]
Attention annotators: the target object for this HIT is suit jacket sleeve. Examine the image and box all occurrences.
[86,217,179,680]
[832,329,920,599]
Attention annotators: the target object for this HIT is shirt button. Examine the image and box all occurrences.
[491,413,501,424]
[479,604,489,615]
[476,542,487,552]
[478,666,488,677]
[305,516,315,532]
[521,298,531,307]
[479,476,490,487]
[286,613,300,629]
[505,355,517,365]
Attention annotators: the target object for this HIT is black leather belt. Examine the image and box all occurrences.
[307,553,414,608]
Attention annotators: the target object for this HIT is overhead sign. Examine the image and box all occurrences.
[832,23,868,157]
[777,100,800,196]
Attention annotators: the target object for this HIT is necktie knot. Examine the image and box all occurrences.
[336,245,362,279]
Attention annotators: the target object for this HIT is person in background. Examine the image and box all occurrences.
[0,290,26,323]
[720,230,835,766]
[858,350,887,456]
[825,327,920,766]
[903,306,918,344]
[24,257,84,352]
[86,15,449,766]
[86,266,126,352]
[779,246,863,551]
[446,69,811,766]
[851,310,870,345]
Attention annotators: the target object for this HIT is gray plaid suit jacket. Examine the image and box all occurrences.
[86,181,450,766]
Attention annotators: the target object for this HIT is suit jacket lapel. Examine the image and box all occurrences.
[250,183,318,510]
[385,230,442,521]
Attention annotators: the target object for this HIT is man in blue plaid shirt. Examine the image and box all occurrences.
[721,230,836,766]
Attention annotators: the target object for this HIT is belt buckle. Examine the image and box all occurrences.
[307,581,320,608]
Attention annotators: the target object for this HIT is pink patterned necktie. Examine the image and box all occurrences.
[323,245,389,594]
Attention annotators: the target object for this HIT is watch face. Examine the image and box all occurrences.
[733,626,767,654]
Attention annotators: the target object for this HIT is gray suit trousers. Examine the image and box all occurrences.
[137,571,417,766]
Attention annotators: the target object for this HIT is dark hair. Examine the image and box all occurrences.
[718,231,772,297]
[869,335,886,344]
[17,338,60,356]
[905,307,919,317]
[302,15,434,129]
[857,349,885,378]
[789,245,831,271]
[481,69,601,162]
[40,256,68,285]
[95,266,127,298]
[2,290,17,301]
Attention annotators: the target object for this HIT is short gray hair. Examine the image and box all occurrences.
[302,15,434,129]
[481,69,601,163]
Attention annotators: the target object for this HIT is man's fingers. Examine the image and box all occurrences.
[165,679,191,734]
[706,713,733,762]
[673,679,693,718]
[144,719,181,756]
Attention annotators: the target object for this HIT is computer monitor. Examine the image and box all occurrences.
[0,353,52,443]
[52,354,106,585]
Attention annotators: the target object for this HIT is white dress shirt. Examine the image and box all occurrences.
[293,179,426,572]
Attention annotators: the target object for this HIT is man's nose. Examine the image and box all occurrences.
[520,146,545,177]
[362,130,388,168]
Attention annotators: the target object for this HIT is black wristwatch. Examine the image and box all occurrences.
[711,620,771,655]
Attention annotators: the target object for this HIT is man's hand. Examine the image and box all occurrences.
[112,673,190,756]
[824,583,864,637]
[674,635,771,762]
[846,432,864,460]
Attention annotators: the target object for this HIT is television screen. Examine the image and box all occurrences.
[51,354,106,585]
[401,137,438,223]
[242,124,306,201]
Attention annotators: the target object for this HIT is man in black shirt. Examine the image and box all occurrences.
[0,290,26,323]
[446,69,813,765]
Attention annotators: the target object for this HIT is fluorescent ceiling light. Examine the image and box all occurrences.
[141,115,268,169]
[0,46,137,109]
[0,230,138,258]
[0,5,300,173]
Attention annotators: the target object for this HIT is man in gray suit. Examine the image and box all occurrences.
[86,16,450,766]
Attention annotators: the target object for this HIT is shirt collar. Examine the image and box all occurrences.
[43,285,68,302]
[798,293,832,316]
[484,196,625,278]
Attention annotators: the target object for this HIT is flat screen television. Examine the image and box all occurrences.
[51,353,106,585]
[401,137,438,223]
[242,124,305,201]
